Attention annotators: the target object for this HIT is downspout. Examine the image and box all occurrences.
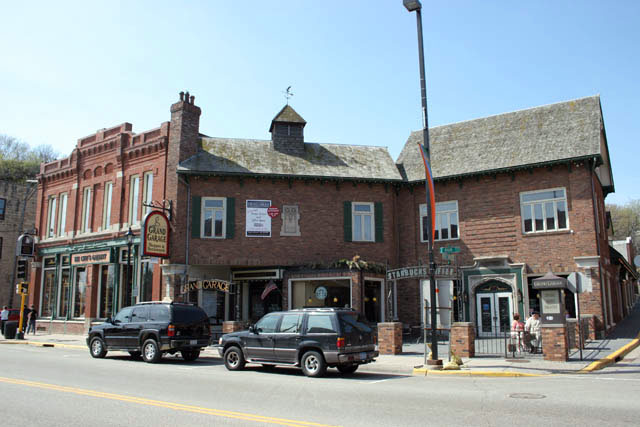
[178,174,190,268]
[589,157,607,331]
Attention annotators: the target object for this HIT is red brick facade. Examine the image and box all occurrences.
[27,93,627,344]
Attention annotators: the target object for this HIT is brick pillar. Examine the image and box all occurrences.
[223,321,247,333]
[542,325,568,361]
[377,322,402,354]
[451,322,475,358]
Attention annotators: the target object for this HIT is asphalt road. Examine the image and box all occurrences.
[1,344,639,426]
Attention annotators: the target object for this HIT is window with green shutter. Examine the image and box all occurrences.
[343,201,352,242]
[191,196,201,238]
[375,202,383,242]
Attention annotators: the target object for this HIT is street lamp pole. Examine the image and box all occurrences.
[126,227,134,307]
[403,0,439,363]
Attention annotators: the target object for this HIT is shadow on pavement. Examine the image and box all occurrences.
[229,365,410,381]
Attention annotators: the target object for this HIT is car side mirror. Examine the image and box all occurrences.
[249,325,257,334]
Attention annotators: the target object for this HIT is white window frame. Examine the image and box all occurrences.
[102,182,113,230]
[352,202,374,242]
[46,196,57,238]
[81,187,92,233]
[58,193,68,237]
[520,187,569,234]
[128,175,140,226]
[142,172,153,218]
[201,197,226,239]
[420,201,459,242]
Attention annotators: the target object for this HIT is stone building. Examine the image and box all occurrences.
[0,180,37,308]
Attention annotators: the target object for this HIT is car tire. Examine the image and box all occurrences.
[301,351,327,378]
[224,346,245,371]
[181,349,200,362]
[89,336,107,358]
[128,351,142,359]
[142,339,162,363]
[337,364,359,374]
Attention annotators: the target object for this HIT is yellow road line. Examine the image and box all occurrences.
[0,376,338,427]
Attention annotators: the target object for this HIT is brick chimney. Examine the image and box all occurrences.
[269,105,306,155]
[166,91,201,264]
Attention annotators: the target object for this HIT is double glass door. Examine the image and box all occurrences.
[476,292,512,337]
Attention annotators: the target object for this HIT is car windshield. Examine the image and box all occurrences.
[338,312,372,333]
[172,305,208,323]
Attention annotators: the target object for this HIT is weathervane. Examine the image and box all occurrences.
[283,86,294,104]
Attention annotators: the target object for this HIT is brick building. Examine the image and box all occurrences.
[0,180,37,308]
[28,93,629,340]
[31,121,169,334]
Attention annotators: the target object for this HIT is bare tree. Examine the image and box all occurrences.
[0,134,60,181]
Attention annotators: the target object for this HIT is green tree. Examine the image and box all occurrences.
[0,134,60,181]
[607,199,640,256]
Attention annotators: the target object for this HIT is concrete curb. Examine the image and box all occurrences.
[412,367,546,377]
[580,332,640,373]
[0,340,86,350]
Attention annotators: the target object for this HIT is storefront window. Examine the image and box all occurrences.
[99,265,115,319]
[291,279,351,309]
[41,268,56,317]
[249,280,282,322]
[58,268,71,318]
[73,267,87,318]
[140,261,153,302]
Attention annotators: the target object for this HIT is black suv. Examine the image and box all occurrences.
[218,308,378,377]
[87,302,211,363]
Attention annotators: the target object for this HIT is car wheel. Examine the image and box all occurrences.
[89,336,107,359]
[181,349,200,362]
[142,339,162,363]
[128,351,142,359]
[301,351,327,378]
[224,346,245,371]
[337,364,359,374]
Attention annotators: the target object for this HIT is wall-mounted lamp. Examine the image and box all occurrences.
[333,297,338,303]
[517,289,523,304]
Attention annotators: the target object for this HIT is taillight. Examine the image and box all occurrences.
[337,337,345,349]
[168,324,175,337]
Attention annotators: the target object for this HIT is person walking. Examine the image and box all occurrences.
[510,313,525,352]
[1,306,9,336]
[25,305,37,335]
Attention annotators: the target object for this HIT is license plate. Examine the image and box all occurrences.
[360,352,367,360]
[190,340,197,345]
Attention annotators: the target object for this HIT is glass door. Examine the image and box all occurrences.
[476,292,512,337]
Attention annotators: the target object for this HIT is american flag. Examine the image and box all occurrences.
[260,280,278,300]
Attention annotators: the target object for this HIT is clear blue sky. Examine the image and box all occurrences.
[2,1,638,205]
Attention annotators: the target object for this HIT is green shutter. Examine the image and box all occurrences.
[191,196,201,238]
[226,197,235,239]
[343,201,352,242]
[375,202,383,242]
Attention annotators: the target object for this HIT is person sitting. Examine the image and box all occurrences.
[525,312,541,353]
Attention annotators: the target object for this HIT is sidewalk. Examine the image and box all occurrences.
[3,302,639,377]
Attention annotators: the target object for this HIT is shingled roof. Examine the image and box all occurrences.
[269,105,307,132]
[178,138,403,181]
[397,95,613,191]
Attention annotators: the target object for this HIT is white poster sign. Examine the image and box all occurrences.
[421,279,453,329]
[246,200,271,237]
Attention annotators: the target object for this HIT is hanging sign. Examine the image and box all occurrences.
[142,211,170,258]
[246,200,271,237]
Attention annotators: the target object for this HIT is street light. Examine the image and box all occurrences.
[125,227,134,307]
[403,0,441,365]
